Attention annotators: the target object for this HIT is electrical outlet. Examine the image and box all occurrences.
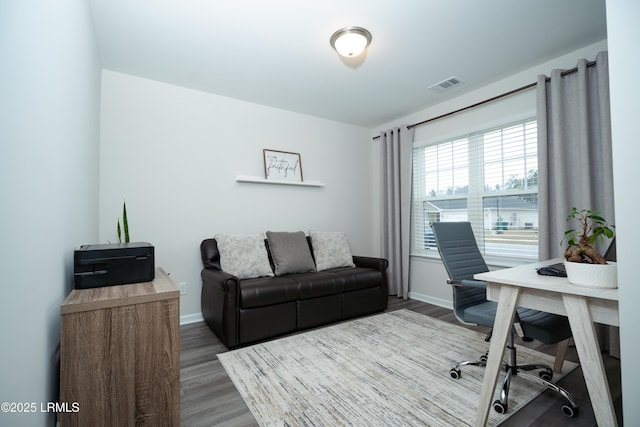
[179,282,187,296]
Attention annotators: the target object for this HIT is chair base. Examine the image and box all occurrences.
[449,333,578,418]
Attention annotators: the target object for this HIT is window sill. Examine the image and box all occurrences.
[410,252,536,269]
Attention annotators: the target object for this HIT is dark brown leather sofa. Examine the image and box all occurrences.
[200,237,389,348]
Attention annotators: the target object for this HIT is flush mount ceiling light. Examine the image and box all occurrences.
[330,26,372,58]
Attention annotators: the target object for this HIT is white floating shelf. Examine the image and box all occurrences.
[235,175,325,187]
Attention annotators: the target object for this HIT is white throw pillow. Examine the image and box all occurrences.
[309,231,355,271]
[215,233,274,279]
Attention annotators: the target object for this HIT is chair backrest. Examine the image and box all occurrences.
[431,221,489,322]
[604,237,616,262]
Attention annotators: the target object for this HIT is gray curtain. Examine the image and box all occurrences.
[380,126,415,299]
[537,51,614,260]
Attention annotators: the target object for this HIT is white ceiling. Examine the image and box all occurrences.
[89,0,607,128]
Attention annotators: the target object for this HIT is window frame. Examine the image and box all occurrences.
[411,117,539,265]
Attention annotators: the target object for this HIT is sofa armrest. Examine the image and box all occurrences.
[201,268,240,348]
[201,268,239,293]
[352,256,389,310]
[352,256,389,272]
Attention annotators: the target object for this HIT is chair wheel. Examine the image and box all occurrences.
[539,370,553,382]
[449,368,461,379]
[493,400,507,414]
[561,404,578,418]
[480,353,488,362]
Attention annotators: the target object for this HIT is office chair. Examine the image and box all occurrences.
[430,221,578,417]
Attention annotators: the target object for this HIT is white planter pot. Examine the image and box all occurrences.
[564,261,618,289]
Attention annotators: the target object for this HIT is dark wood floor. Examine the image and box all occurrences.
[180,297,622,426]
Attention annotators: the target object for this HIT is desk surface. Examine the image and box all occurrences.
[475,258,618,302]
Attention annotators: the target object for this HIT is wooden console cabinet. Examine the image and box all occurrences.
[59,267,180,426]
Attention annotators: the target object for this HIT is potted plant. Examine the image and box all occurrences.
[562,207,616,288]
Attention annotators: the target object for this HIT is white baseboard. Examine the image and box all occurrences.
[408,292,453,310]
[180,312,204,325]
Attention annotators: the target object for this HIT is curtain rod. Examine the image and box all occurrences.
[372,60,596,140]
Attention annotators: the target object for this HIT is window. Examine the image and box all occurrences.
[413,118,538,261]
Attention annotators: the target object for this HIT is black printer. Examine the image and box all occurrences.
[74,242,155,289]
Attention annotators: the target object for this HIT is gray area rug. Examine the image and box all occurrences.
[218,309,577,426]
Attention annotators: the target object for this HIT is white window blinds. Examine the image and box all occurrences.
[412,118,539,261]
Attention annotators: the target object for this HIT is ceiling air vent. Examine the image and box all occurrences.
[428,76,463,93]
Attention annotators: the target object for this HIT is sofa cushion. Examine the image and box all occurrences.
[288,271,345,299]
[215,233,274,279]
[239,276,299,309]
[331,267,382,292]
[266,231,316,276]
[309,231,356,271]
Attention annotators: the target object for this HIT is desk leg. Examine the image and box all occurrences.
[475,284,520,427]
[563,294,617,427]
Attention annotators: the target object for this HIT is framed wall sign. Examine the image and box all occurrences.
[263,149,303,182]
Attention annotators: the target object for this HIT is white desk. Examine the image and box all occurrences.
[473,259,619,427]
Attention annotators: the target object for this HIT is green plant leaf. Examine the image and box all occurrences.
[123,201,129,243]
[117,220,122,244]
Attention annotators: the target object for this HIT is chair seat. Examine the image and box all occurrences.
[517,307,572,344]
[462,301,499,326]
[463,302,572,345]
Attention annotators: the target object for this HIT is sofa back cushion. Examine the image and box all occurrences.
[266,231,317,276]
[215,233,274,279]
[309,231,356,271]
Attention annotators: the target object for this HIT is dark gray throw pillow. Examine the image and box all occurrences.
[266,231,317,276]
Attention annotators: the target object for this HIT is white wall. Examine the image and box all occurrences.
[0,1,101,426]
[372,40,608,307]
[98,71,374,320]
[607,0,640,422]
